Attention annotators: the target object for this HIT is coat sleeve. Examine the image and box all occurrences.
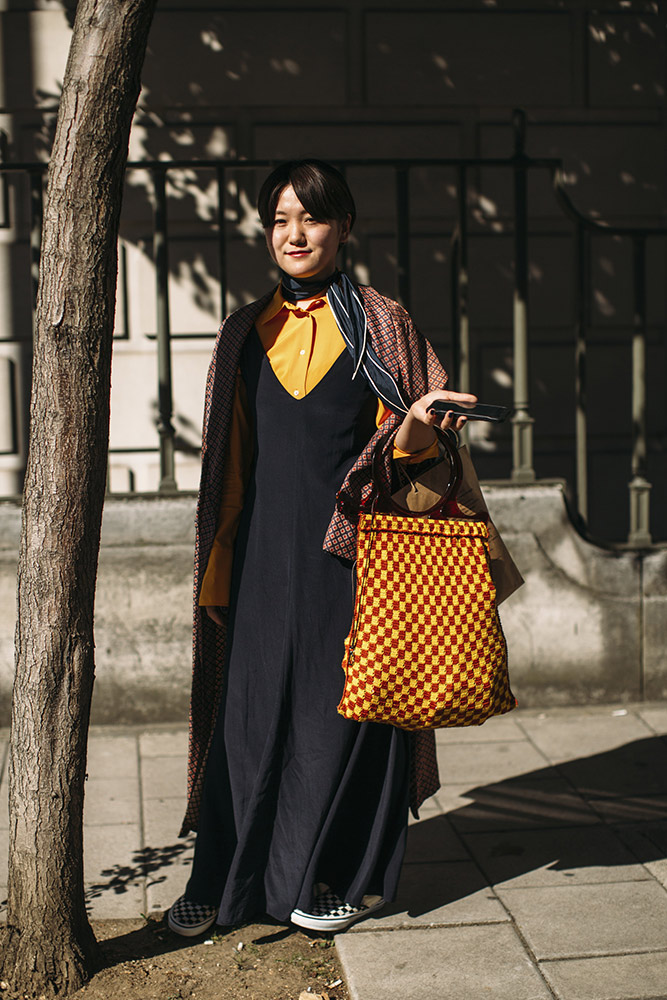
[198,374,253,607]
[325,289,450,559]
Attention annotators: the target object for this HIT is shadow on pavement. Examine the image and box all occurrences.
[385,735,667,919]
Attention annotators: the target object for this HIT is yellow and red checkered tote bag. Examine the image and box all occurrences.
[338,434,516,730]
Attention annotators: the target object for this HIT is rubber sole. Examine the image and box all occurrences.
[290,896,385,932]
[167,907,217,937]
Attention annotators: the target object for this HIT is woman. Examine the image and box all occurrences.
[168,160,476,937]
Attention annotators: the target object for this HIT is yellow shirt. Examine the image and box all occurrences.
[199,290,437,606]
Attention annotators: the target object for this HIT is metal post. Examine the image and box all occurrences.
[216,164,228,321]
[455,167,470,395]
[454,166,470,446]
[574,224,588,523]
[450,230,460,384]
[153,167,177,493]
[395,167,410,311]
[510,109,535,483]
[628,236,651,546]
[339,163,351,275]
[0,132,9,228]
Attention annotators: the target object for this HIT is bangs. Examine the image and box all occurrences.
[258,160,356,229]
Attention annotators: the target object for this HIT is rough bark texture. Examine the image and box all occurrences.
[2,1,157,995]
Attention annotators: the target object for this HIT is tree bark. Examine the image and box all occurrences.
[2,1,156,995]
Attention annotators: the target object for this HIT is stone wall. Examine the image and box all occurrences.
[1,488,665,727]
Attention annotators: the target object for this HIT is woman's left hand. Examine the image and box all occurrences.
[394,388,478,454]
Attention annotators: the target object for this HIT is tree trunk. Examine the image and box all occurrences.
[2,1,156,995]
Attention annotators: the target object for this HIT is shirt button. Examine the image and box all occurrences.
[299,349,306,355]
[293,389,300,396]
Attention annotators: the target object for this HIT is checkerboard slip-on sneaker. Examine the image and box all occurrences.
[290,890,385,932]
[167,896,217,937]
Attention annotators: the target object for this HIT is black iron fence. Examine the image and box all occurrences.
[1,110,665,547]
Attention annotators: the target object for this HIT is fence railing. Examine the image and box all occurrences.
[1,110,665,546]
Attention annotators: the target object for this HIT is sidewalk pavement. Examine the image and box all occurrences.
[2,703,667,1000]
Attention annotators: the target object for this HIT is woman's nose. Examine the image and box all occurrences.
[288,222,307,245]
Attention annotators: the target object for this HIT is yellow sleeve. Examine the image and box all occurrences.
[375,399,440,464]
[199,374,253,607]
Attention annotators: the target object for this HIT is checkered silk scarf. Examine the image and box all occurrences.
[181,284,448,835]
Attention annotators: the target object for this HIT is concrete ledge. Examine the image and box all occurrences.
[1,485,665,725]
[484,484,650,705]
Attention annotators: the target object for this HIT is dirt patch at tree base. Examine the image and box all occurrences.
[0,918,350,1000]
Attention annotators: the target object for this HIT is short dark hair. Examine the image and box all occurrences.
[257,159,356,230]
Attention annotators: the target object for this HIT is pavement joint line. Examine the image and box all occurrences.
[340,917,521,933]
[508,716,555,771]
[538,946,667,963]
[614,826,667,894]
[396,864,659,889]
[490,890,559,999]
[135,730,148,917]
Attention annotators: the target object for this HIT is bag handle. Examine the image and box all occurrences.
[368,426,463,517]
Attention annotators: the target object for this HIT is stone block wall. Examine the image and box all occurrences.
[2,486,666,726]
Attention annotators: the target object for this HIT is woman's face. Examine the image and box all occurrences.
[264,184,350,283]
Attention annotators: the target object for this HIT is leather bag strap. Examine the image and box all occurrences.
[369,427,463,517]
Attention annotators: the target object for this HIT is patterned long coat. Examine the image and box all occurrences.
[180,284,448,835]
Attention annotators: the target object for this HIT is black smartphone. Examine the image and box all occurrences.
[428,400,510,423]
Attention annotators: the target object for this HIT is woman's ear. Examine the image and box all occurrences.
[339,213,352,246]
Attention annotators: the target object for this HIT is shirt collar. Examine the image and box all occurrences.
[263,285,327,322]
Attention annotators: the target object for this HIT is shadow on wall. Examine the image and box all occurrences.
[7,5,666,535]
[25,7,665,336]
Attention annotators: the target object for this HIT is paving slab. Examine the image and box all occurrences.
[436,739,553,786]
[540,951,667,1000]
[139,728,189,758]
[463,825,652,888]
[83,777,140,827]
[587,795,667,824]
[435,714,528,743]
[352,861,508,930]
[441,777,600,832]
[517,712,653,764]
[404,814,470,863]
[142,795,187,844]
[146,836,195,915]
[140,754,188,799]
[636,706,667,734]
[84,821,144,919]
[556,737,667,799]
[617,824,667,888]
[87,734,138,779]
[141,794,194,914]
[336,924,553,1000]
[496,881,667,959]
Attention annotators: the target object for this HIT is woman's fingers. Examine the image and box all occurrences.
[434,411,467,432]
[433,389,478,406]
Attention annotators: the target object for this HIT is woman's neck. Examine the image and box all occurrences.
[279,268,339,302]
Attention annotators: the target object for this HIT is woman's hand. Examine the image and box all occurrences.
[205,606,227,626]
[394,389,478,454]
